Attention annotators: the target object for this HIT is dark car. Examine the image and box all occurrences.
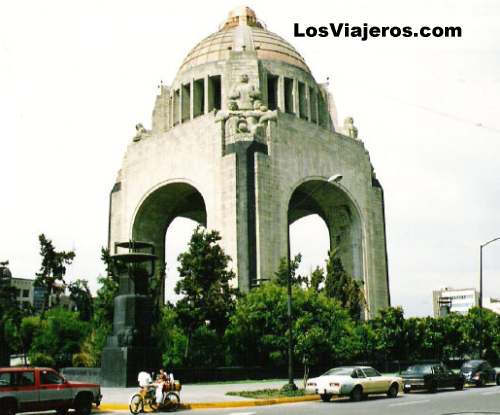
[460,360,500,386]
[401,363,464,393]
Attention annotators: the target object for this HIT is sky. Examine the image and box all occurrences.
[1,0,499,317]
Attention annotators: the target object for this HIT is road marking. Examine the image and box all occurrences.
[390,399,430,407]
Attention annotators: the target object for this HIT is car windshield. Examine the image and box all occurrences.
[462,361,481,369]
[322,368,354,376]
[405,365,432,374]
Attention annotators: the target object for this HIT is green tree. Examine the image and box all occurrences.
[28,307,90,368]
[154,306,188,368]
[309,266,324,291]
[323,248,365,320]
[293,288,353,385]
[175,226,238,362]
[34,234,75,314]
[225,282,354,372]
[0,271,19,365]
[274,254,304,287]
[84,248,120,366]
[225,282,289,367]
[371,306,406,364]
[68,279,93,321]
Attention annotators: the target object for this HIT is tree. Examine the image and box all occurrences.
[371,306,406,365]
[83,248,120,366]
[225,282,289,367]
[274,254,305,287]
[0,272,18,365]
[293,288,353,386]
[68,279,93,321]
[28,307,90,368]
[323,248,365,320]
[175,226,238,362]
[34,234,75,314]
[225,282,355,374]
[154,306,188,368]
[93,248,119,326]
[309,266,324,291]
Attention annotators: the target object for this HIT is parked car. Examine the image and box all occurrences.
[305,366,403,402]
[401,362,464,393]
[460,359,500,386]
[0,367,102,415]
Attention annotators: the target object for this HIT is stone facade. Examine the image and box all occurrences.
[108,6,390,317]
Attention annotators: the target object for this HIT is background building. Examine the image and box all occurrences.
[10,277,34,308]
[433,287,479,317]
[484,297,500,315]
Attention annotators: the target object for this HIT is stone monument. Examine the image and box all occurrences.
[100,241,160,387]
[108,6,391,317]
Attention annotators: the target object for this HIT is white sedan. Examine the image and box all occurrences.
[306,366,403,402]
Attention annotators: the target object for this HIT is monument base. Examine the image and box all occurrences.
[100,346,160,387]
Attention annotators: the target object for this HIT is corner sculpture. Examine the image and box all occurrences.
[100,241,160,387]
[133,123,151,142]
[215,74,277,141]
[342,116,358,139]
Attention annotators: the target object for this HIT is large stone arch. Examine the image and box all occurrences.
[131,181,207,301]
[287,177,365,285]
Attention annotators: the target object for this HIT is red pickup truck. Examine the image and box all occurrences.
[0,367,101,415]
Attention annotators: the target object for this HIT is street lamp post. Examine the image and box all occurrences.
[479,237,500,309]
[478,237,500,357]
[283,174,343,391]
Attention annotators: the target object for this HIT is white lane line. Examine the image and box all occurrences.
[390,399,430,407]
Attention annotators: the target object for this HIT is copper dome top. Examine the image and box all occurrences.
[178,7,310,74]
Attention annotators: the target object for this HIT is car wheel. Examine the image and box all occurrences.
[428,381,438,393]
[75,396,92,415]
[496,374,500,386]
[455,381,464,391]
[387,383,399,398]
[5,402,16,415]
[320,394,332,402]
[350,386,363,402]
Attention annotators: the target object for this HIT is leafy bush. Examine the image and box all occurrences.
[29,352,56,367]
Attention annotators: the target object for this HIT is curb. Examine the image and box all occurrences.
[98,395,320,411]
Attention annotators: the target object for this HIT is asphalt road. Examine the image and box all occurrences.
[24,385,500,414]
[179,385,500,415]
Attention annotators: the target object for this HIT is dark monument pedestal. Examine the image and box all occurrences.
[100,242,160,387]
[101,346,160,387]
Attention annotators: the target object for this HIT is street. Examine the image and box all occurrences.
[182,386,500,415]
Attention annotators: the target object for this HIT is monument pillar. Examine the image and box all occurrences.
[100,241,160,387]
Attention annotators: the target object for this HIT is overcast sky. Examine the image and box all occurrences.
[1,0,499,317]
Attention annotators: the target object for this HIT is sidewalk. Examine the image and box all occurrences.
[99,379,319,411]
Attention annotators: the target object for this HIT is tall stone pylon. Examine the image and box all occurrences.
[108,7,390,317]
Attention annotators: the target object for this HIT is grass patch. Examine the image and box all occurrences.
[188,378,287,386]
[226,388,306,399]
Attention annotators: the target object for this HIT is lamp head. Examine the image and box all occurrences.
[328,174,343,183]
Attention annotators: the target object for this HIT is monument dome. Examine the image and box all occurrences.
[178,7,310,74]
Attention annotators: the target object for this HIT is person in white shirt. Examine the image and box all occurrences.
[137,371,152,388]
